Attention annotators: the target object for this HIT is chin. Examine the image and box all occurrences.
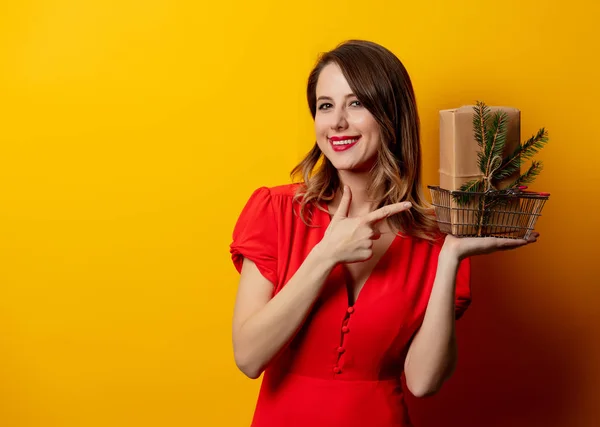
[330,162,370,173]
[321,148,376,172]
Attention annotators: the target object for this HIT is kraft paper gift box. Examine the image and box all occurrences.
[438,105,522,236]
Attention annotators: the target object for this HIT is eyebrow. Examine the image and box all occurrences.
[316,94,356,102]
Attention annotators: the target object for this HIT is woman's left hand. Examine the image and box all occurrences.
[442,231,540,261]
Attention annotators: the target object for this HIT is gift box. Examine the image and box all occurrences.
[439,105,521,191]
[437,105,522,236]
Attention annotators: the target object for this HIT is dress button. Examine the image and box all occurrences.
[347,306,355,314]
[333,366,341,374]
[341,326,349,333]
[337,346,345,353]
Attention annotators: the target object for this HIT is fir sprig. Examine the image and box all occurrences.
[494,128,549,181]
[458,101,548,196]
[508,160,544,188]
[482,111,509,179]
[472,101,490,150]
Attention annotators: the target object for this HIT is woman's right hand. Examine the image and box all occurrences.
[317,185,412,264]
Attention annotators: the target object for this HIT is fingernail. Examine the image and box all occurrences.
[403,202,412,208]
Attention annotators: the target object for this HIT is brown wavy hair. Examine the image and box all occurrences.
[291,39,438,241]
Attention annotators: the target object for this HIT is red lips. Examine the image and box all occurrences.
[329,135,361,152]
[329,135,360,142]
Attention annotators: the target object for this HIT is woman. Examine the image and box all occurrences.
[229,40,538,427]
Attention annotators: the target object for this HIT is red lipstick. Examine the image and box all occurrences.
[329,135,361,152]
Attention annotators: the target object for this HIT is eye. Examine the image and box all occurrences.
[318,103,333,110]
[350,100,362,107]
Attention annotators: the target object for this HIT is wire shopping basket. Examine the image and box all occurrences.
[428,186,550,239]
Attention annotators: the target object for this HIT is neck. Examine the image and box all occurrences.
[331,170,378,217]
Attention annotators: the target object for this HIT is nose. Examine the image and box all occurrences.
[331,106,349,131]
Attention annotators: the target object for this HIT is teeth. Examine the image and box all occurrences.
[332,138,359,146]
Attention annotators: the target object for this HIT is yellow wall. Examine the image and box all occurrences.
[1,1,598,426]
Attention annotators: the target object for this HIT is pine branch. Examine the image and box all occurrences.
[473,101,491,151]
[486,111,509,162]
[483,110,509,183]
[495,128,548,181]
[494,159,521,181]
[521,128,549,160]
[477,150,487,175]
[508,161,544,188]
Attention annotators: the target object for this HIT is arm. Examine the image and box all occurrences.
[403,231,540,397]
[403,247,460,397]
[232,244,335,379]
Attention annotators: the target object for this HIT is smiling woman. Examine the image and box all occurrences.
[229,40,538,427]
[294,40,433,241]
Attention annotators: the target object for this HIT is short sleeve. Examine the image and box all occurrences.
[454,256,472,320]
[230,187,278,286]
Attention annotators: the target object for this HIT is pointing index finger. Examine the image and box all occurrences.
[363,202,412,224]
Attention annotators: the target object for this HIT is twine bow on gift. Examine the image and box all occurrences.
[484,154,503,192]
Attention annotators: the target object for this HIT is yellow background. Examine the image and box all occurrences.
[1,1,598,426]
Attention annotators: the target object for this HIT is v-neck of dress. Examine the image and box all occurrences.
[319,201,400,308]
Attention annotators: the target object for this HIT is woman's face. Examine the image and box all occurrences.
[314,62,382,172]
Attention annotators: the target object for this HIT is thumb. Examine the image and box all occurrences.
[332,185,351,221]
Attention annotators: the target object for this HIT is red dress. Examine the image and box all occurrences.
[230,184,471,427]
